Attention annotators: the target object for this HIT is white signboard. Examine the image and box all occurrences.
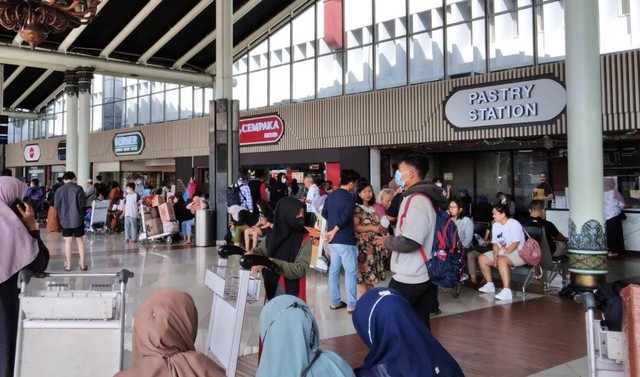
[444,78,566,129]
[23,144,41,162]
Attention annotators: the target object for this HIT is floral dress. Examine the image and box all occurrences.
[355,204,387,285]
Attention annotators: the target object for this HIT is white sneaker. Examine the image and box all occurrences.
[478,283,495,293]
[495,289,513,300]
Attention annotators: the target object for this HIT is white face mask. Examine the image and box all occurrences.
[281,178,287,184]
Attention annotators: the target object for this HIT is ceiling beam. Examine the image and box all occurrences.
[139,0,214,64]
[10,69,54,109]
[0,109,40,120]
[35,83,65,112]
[100,0,162,59]
[59,0,111,53]
[0,45,213,86]
[2,66,25,90]
[173,0,262,70]
[205,0,309,74]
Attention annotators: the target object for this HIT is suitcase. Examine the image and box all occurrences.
[14,269,134,377]
[575,292,625,376]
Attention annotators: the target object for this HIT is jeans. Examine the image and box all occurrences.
[328,243,358,309]
[124,216,138,241]
[181,219,195,238]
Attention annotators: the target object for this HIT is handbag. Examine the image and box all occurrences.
[519,229,542,267]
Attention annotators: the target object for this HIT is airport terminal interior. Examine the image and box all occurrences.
[1,0,640,376]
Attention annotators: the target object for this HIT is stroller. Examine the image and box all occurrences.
[85,200,111,236]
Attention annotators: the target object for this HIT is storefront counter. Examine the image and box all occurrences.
[546,209,640,253]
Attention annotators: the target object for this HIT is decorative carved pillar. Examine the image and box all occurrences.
[77,68,94,184]
[565,0,607,289]
[64,70,79,174]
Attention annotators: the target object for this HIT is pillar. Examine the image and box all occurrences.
[565,0,607,289]
[77,68,93,184]
[370,148,381,194]
[64,70,79,175]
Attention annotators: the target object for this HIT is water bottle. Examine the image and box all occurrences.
[474,233,485,245]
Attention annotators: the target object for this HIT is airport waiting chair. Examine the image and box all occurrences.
[520,225,563,294]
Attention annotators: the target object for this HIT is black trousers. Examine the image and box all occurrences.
[0,273,19,377]
[606,214,625,253]
[389,278,438,330]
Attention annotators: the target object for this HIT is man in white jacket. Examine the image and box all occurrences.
[376,150,447,329]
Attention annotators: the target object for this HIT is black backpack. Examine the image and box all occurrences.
[227,185,244,206]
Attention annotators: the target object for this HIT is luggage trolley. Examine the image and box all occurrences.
[14,269,134,377]
[575,292,625,377]
[138,205,178,245]
[86,200,111,236]
[204,246,263,377]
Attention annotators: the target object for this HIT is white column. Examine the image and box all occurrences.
[64,70,79,174]
[215,0,233,100]
[77,69,93,184]
[370,148,381,194]
[565,0,607,289]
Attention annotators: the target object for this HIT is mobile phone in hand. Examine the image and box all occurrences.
[9,199,26,218]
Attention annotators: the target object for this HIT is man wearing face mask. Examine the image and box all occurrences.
[322,169,361,313]
[374,151,448,329]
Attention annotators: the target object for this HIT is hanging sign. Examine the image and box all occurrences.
[239,114,285,146]
[113,131,145,156]
[444,77,566,129]
[23,144,41,162]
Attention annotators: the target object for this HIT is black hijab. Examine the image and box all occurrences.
[263,197,306,300]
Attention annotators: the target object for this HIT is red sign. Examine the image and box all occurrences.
[23,144,41,162]
[239,114,285,146]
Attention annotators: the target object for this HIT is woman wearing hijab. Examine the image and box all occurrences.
[270,173,289,208]
[249,197,312,301]
[115,290,219,377]
[290,178,303,199]
[353,287,464,377]
[0,177,50,377]
[257,295,355,377]
[604,178,626,257]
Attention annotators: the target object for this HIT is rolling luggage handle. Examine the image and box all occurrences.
[17,269,135,373]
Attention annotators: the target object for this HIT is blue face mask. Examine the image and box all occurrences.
[394,170,405,187]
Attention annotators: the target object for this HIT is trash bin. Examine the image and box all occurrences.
[195,209,215,247]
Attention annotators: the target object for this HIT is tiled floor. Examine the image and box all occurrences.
[29,231,640,376]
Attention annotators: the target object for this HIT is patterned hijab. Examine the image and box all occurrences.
[0,177,39,284]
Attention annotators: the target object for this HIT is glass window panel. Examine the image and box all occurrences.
[292,59,315,101]
[125,98,137,126]
[536,1,565,63]
[410,30,445,83]
[346,46,373,94]
[376,0,407,40]
[293,5,315,61]
[152,81,165,93]
[139,80,151,96]
[317,52,343,98]
[151,92,164,123]
[166,83,179,91]
[233,54,248,75]
[113,101,125,129]
[249,39,269,71]
[513,149,548,213]
[233,75,248,110]
[165,89,180,122]
[92,75,103,105]
[138,95,151,125]
[249,70,268,108]
[489,9,533,71]
[125,78,137,99]
[270,65,291,105]
[194,88,204,117]
[488,0,532,14]
[599,0,639,53]
[447,0,485,23]
[447,20,486,76]
[475,151,512,202]
[376,38,407,89]
[270,24,291,66]
[103,76,115,101]
[345,0,373,47]
[204,88,214,114]
[410,0,444,33]
[180,86,193,119]
[113,78,125,102]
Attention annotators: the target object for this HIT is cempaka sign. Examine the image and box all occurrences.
[444,78,566,129]
[239,114,284,146]
[113,131,145,156]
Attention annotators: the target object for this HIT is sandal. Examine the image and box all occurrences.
[64,265,72,272]
[80,265,88,271]
[330,301,347,310]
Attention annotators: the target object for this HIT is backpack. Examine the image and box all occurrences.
[398,193,464,288]
[226,184,245,206]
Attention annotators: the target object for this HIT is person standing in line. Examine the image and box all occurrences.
[271,173,289,208]
[134,176,145,197]
[121,183,140,244]
[322,169,360,313]
[375,151,447,329]
[303,176,321,224]
[234,175,253,213]
[46,177,64,233]
[54,171,88,271]
[83,179,97,210]
[604,178,626,257]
